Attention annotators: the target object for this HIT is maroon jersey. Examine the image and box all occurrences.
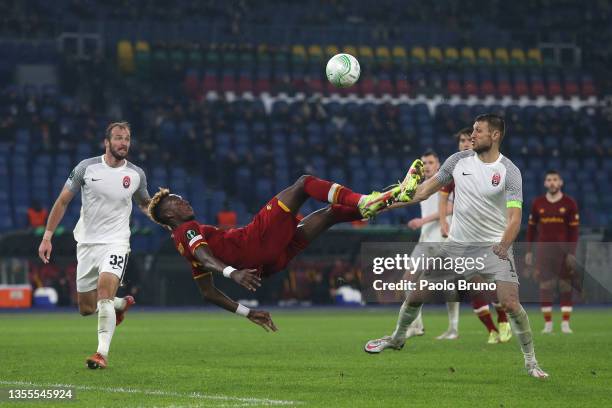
[171,197,308,279]
[526,194,579,244]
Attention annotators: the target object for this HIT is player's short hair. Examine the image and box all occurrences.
[148,187,172,226]
[545,169,562,178]
[454,127,472,142]
[105,121,131,140]
[475,113,505,141]
[421,149,439,160]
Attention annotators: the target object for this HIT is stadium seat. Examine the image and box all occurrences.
[444,47,459,64]
[117,40,135,73]
[391,46,407,67]
[477,47,493,64]
[460,47,476,64]
[527,48,542,65]
[411,46,426,64]
[510,48,526,65]
[427,47,443,64]
[494,48,509,64]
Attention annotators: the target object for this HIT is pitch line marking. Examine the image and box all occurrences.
[0,380,300,406]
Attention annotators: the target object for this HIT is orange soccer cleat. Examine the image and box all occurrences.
[86,352,107,369]
[115,295,136,326]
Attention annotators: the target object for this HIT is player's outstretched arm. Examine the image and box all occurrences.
[193,245,261,291]
[38,187,75,263]
[194,273,277,332]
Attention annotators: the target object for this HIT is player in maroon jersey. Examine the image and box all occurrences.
[437,127,511,343]
[525,170,579,334]
[146,168,422,331]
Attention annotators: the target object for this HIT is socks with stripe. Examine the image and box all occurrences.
[303,176,363,207]
[472,297,497,333]
[540,288,553,322]
[330,204,363,223]
[492,301,508,323]
[97,299,116,357]
[560,291,573,322]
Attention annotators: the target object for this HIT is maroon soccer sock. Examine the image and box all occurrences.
[540,288,553,322]
[303,176,363,207]
[492,302,508,323]
[330,204,364,223]
[560,291,573,322]
[472,297,497,333]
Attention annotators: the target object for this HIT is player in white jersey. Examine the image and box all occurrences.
[37,122,151,369]
[398,150,459,340]
[365,114,548,378]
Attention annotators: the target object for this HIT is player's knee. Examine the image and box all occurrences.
[78,305,96,316]
[501,299,520,314]
[295,174,312,189]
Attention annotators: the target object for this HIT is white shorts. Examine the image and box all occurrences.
[76,243,131,292]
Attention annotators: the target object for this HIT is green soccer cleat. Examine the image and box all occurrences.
[395,159,425,203]
[487,330,500,344]
[498,322,513,343]
[359,191,393,219]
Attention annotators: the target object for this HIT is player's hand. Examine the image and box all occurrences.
[231,269,261,291]
[38,239,52,264]
[440,220,450,238]
[407,218,423,230]
[492,243,509,260]
[247,310,278,332]
[524,252,533,266]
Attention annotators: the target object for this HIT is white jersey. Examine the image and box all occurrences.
[65,155,149,245]
[435,150,522,243]
[418,190,451,243]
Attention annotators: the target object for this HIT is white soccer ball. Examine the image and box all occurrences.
[326,53,360,88]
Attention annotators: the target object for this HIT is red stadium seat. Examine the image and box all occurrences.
[395,78,411,96]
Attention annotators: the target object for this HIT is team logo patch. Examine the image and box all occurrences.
[123,175,131,188]
[491,172,501,186]
[559,207,566,214]
[539,208,545,214]
[186,229,197,240]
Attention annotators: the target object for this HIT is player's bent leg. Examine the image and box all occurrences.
[276,175,366,216]
[77,290,98,316]
[497,281,549,378]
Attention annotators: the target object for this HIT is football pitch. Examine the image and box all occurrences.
[1,307,610,407]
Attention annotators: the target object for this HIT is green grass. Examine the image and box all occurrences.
[0,308,610,407]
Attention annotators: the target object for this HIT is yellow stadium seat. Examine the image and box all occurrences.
[358,45,374,59]
[494,47,509,64]
[117,40,134,73]
[444,47,459,62]
[510,48,526,64]
[428,46,443,63]
[375,46,391,60]
[343,45,358,56]
[307,44,323,60]
[292,44,306,57]
[325,45,339,57]
[461,47,476,63]
[411,46,426,63]
[477,47,493,64]
[392,45,407,58]
[527,48,542,64]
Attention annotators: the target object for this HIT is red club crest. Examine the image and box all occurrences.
[123,175,131,188]
[491,172,501,186]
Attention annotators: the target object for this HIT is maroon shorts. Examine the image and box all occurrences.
[242,197,309,276]
[535,244,572,280]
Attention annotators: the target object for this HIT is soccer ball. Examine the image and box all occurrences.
[326,53,360,88]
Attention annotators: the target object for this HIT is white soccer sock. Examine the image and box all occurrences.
[97,299,116,357]
[508,305,536,365]
[446,302,460,332]
[113,297,127,311]
[392,300,422,341]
